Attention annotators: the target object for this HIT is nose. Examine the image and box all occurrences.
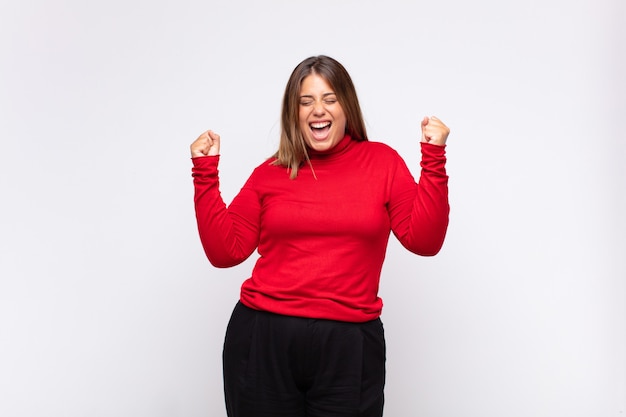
[312,100,325,116]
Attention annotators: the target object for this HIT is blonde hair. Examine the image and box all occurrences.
[272,56,368,179]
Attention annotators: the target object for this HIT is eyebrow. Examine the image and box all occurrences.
[299,92,337,98]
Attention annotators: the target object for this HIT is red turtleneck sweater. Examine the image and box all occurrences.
[192,136,449,322]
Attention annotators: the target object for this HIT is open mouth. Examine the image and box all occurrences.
[309,121,331,140]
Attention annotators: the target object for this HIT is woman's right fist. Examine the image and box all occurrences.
[190,130,220,157]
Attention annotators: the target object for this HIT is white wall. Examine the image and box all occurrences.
[1,1,624,416]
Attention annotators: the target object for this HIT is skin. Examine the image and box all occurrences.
[297,74,347,152]
[191,129,221,158]
[190,86,450,157]
[420,115,450,147]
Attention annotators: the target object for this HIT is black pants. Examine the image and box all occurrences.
[223,302,386,417]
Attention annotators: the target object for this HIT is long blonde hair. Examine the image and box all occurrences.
[272,56,368,179]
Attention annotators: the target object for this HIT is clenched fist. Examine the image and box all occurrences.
[190,130,221,157]
[420,116,449,146]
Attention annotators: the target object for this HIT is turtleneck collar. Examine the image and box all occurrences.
[307,134,353,160]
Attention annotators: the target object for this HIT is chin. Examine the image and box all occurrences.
[306,135,340,152]
[307,141,331,151]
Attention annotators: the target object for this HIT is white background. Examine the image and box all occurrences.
[1,1,624,416]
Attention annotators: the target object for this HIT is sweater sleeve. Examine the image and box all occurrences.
[192,156,261,267]
[388,142,449,256]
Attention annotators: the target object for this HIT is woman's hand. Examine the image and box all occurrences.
[421,116,449,146]
[190,130,221,157]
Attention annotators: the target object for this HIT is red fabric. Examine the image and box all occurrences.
[192,135,449,322]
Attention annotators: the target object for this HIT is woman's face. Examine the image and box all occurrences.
[298,73,347,152]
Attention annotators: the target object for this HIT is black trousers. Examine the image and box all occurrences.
[223,302,386,417]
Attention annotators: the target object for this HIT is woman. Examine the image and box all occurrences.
[190,55,450,417]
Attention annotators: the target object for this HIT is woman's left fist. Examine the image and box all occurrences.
[421,116,450,146]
